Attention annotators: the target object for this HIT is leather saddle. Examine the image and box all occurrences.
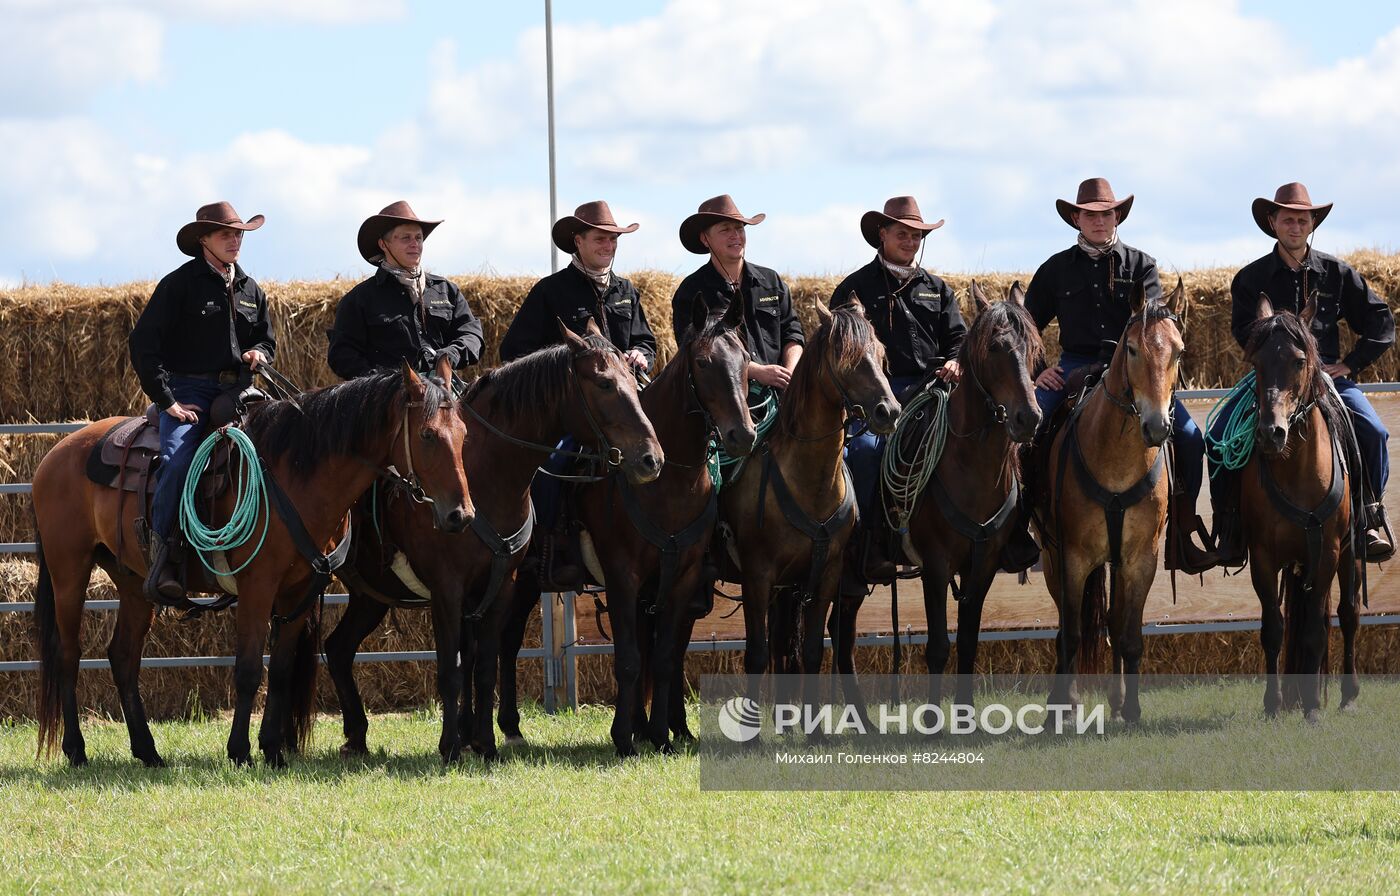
[1021,363,1105,516]
[85,387,270,497]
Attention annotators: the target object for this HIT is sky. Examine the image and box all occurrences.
[2,0,1399,287]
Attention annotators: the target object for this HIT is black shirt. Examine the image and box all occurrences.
[327,269,484,380]
[1026,242,1161,358]
[128,257,276,409]
[829,257,966,378]
[1231,247,1394,374]
[671,261,805,366]
[499,265,657,365]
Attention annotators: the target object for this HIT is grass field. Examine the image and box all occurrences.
[1,690,1398,895]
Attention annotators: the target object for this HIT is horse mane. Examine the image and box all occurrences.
[462,332,614,423]
[680,309,746,356]
[244,370,445,479]
[960,299,1046,372]
[1243,310,1347,438]
[778,304,882,432]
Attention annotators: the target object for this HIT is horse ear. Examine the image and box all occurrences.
[1130,279,1147,315]
[844,293,865,316]
[815,300,833,325]
[402,360,424,394]
[970,279,990,313]
[583,316,604,338]
[1164,276,1186,316]
[557,317,586,350]
[1301,289,1319,327]
[1007,280,1027,307]
[1255,293,1274,322]
[434,352,454,388]
[690,291,710,335]
[721,292,744,329]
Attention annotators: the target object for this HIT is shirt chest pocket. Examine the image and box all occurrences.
[908,290,943,318]
[233,298,261,324]
[367,310,410,341]
[606,295,635,322]
[186,296,225,319]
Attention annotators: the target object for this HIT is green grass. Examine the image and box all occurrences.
[0,695,1398,895]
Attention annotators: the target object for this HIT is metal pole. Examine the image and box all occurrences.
[545,0,560,272]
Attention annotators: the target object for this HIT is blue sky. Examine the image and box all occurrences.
[3,0,1399,286]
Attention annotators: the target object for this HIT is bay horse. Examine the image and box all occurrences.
[724,298,898,708]
[325,320,664,762]
[836,282,1041,707]
[1037,280,1186,721]
[494,294,755,756]
[1241,293,1361,722]
[32,359,472,767]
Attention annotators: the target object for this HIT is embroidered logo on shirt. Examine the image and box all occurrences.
[913,289,936,300]
[755,295,779,306]
[238,300,257,309]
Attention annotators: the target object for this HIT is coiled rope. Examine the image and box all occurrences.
[880,383,950,533]
[179,426,270,577]
[1204,371,1258,479]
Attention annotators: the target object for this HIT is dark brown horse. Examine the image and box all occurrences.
[723,298,898,705]
[325,321,663,762]
[1241,294,1361,721]
[32,360,472,767]
[494,294,756,756]
[838,282,1041,707]
[1037,280,1186,720]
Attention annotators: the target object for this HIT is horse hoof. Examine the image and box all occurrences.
[339,740,369,758]
[138,753,166,769]
[501,735,528,748]
[230,753,253,768]
[615,743,639,759]
[656,741,675,756]
[1340,700,1360,714]
[671,728,696,743]
[65,750,89,768]
[1304,709,1323,727]
[263,752,288,770]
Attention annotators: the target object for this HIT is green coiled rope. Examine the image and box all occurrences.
[880,383,950,533]
[707,384,779,492]
[1204,371,1258,480]
[179,426,270,578]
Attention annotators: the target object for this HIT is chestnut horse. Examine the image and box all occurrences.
[495,294,755,756]
[1037,280,1186,720]
[32,360,472,767]
[837,282,1042,707]
[1240,294,1362,721]
[724,299,898,708]
[324,321,663,762]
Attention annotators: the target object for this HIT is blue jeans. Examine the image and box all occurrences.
[151,376,225,539]
[1038,352,1206,502]
[1207,376,1389,507]
[531,436,579,532]
[846,376,919,524]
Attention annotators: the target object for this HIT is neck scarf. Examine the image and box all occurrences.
[571,254,612,291]
[206,259,234,290]
[381,259,426,303]
[1077,231,1119,260]
[877,253,920,282]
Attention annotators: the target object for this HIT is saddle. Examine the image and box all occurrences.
[1020,363,1104,518]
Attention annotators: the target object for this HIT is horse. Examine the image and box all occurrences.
[1035,280,1186,721]
[324,320,664,762]
[722,298,898,709]
[493,293,755,756]
[1240,293,1362,722]
[836,282,1042,707]
[32,359,472,767]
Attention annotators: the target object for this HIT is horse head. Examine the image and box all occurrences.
[400,356,474,532]
[682,292,756,457]
[1110,277,1186,447]
[816,296,901,435]
[560,318,664,484]
[968,280,1044,443]
[1246,292,1322,457]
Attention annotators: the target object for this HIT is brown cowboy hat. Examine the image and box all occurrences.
[1251,182,1332,237]
[679,194,766,255]
[175,201,264,257]
[1055,178,1133,229]
[551,200,639,254]
[357,200,442,264]
[860,196,945,249]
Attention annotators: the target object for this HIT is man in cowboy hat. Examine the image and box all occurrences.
[129,201,276,602]
[1024,178,1218,574]
[671,195,804,388]
[1210,182,1395,563]
[501,200,656,589]
[830,196,966,582]
[499,200,655,369]
[327,201,483,381]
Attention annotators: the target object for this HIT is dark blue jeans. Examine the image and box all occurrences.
[531,436,579,532]
[845,375,919,524]
[1207,376,1389,508]
[1038,351,1205,502]
[151,376,225,539]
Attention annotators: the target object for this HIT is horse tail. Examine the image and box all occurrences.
[1077,566,1107,675]
[285,605,321,754]
[34,534,62,759]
